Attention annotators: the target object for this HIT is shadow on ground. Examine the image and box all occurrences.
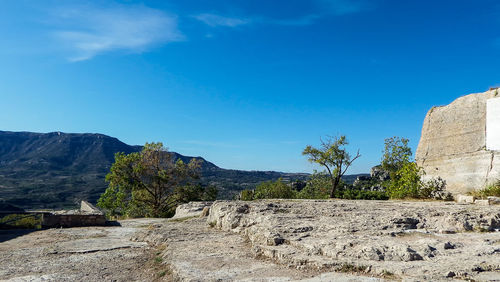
[0,229,38,243]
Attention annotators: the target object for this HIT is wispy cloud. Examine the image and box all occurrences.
[52,4,184,62]
[192,13,250,27]
[193,0,368,29]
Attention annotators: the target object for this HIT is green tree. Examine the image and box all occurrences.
[302,136,361,198]
[174,184,218,203]
[296,171,330,199]
[381,137,412,176]
[97,142,201,218]
[386,162,423,199]
[254,178,296,199]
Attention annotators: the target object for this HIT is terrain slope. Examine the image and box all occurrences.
[0,130,311,209]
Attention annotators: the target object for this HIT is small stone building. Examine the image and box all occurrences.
[415,88,500,194]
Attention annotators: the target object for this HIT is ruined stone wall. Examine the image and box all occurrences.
[42,214,106,228]
[41,201,106,228]
[416,89,500,194]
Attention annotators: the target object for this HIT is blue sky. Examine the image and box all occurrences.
[0,0,499,173]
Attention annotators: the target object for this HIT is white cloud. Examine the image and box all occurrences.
[193,0,367,29]
[53,4,184,62]
[192,13,250,27]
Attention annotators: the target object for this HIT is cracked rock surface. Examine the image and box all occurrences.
[206,200,500,281]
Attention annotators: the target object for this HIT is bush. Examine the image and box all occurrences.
[296,172,330,199]
[240,189,255,201]
[386,162,423,199]
[254,178,296,199]
[0,214,42,229]
[336,189,389,200]
[420,177,451,200]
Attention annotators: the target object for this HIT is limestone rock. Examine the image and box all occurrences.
[456,194,475,204]
[475,199,490,206]
[416,89,500,194]
[172,201,213,219]
[488,196,500,205]
[200,206,210,217]
[370,165,390,181]
[80,200,104,215]
[206,199,500,280]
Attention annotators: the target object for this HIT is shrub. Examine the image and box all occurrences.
[240,189,255,201]
[470,180,500,199]
[296,172,330,199]
[386,162,423,199]
[254,178,296,199]
[337,189,389,200]
[420,177,450,200]
[0,214,42,229]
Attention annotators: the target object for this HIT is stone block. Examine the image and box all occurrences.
[172,201,213,219]
[80,201,104,215]
[475,200,490,206]
[456,195,475,204]
[487,196,500,205]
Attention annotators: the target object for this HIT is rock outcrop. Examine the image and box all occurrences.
[204,200,500,281]
[171,201,213,219]
[416,88,500,194]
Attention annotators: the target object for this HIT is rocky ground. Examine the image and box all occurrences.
[0,218,166,281]
[204,200,500,281]
[1,200,500,281]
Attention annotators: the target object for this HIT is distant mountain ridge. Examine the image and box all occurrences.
[0,130,312,209]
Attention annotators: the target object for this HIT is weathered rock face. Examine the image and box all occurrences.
[416,88,500,194]
[171,201,213,219]
[204,200,500,281]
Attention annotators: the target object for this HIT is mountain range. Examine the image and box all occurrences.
[0,130,369,209]
[0,131,319,209]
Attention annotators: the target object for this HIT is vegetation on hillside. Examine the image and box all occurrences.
[0,131,310,209]
[240,172,388,201]
[0,214,42,229]
[239,136,452,202]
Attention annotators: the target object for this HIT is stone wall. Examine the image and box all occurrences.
[42,214,106,228]
[416,88,500,194]
[41,200,106,228]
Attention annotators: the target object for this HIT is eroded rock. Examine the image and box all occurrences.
[206,200,500,281]
[415,89,500,194]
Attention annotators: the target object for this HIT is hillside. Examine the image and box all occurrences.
[0,131,313,209]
